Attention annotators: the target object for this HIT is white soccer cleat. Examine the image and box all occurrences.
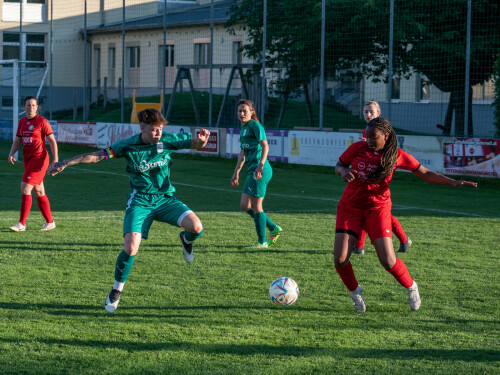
[105,289,121,313]
[10,222,26,232]
[41,222,56,231]
[350,285,366,312]
[408,281,421,311]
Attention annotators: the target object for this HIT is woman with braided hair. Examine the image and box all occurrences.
[334,117,477,312]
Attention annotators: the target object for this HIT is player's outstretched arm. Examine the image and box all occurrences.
[47,150,107,176]
[414,165,478,188]
[191,128,211,149]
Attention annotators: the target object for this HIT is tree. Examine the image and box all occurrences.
[391,0,500,136]
[225,0,384,126]
[225,0,500,135]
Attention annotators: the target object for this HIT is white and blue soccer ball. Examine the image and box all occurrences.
[269,277,299,306]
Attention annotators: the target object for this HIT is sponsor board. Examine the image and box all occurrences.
[58,122,97,146]
[443,138,500,178]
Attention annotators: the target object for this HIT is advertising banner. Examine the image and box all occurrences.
[57,122,97,147]
[443,138,500,178]
[195,128,219,154]
[225,128,287,162]
[396,135,444,173]
[284,130,360,166]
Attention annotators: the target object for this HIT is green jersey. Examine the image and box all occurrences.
[240,119,269,171]
[107,131,192,195]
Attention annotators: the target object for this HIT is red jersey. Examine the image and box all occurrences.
[338,141,420,209]
[16,115,53,160]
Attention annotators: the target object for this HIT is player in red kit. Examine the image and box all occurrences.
[8,96,59,232]
[334,117,477,312]
[352,101,412,255]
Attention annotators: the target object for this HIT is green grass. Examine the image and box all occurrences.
[0,141,499,374]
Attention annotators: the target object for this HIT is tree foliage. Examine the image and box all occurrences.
[225,0,500,136]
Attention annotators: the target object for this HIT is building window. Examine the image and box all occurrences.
[391,76,400,102]
[419,74,431,102]
[2,0,46,22]
[108,46,115,88]
[194,43,210,65]
[94,45,101,86]
[2,96,13,109]
[2,32,45,67]
[160,45,175,67]
[126,46,140,87]
[232,41,242,65]
[127,46,140,68]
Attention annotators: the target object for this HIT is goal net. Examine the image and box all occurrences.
[0,59,49,145]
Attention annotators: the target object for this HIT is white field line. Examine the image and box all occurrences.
[7,166,496,219]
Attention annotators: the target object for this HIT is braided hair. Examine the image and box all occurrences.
[366,117,398,182]
[237,99,260,122]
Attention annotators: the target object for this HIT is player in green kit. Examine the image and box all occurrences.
[47,109,210,313]
[231,99,282,248]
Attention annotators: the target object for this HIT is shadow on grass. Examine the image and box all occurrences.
[0,333,497,362]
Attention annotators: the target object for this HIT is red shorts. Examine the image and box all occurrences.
[22,153,49,185]
[336,201,392,242]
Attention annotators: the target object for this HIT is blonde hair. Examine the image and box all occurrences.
[364,101,381,115]
[237,99,260,122]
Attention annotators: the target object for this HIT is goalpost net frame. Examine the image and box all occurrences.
[0,59,49,157]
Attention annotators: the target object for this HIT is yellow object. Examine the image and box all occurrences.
[130,90,163,123]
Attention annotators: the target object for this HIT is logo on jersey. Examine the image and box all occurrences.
[242,128,249,136]
[358,162,366,170]
[157,143,164,153]
[29,125,34,130]
[135,158,168,172]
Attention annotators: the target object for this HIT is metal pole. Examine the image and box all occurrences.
[464,0,472,137]
[121,0,125,123]
[261,0,267,125]
[83,0,87,121]
[162,0,167,116]
[19,0,22,107]
[13,61,19,160]
[387,0,394,121]
[319,0,325,131]
[209,0,214,127]
[49,0,53,119]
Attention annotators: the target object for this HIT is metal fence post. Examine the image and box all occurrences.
[464,0,472,137]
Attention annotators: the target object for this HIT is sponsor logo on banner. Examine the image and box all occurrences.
[58,122,97,146]
[443,138,500,178]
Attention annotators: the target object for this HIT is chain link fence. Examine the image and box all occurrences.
[0,0,498,137]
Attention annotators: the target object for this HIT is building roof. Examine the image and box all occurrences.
[86,0,234,35]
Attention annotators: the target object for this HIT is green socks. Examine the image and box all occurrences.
[253,211,267,244]
[184,229,203,242]
[114,250,136,283]
[247,209,277,231]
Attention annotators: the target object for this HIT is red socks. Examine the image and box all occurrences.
[391,215,407,243]
[388,258,413,288]
[36,195,53,223]
[20,194,32,225]
[335,262,359,292]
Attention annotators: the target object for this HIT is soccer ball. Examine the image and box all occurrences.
[269,277,299,306]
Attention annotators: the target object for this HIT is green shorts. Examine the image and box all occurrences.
[242,163,273,197]
[123,191,192,239]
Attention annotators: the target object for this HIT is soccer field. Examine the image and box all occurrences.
[0,141,498,374]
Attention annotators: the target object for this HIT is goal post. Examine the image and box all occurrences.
[0,59,49,158]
